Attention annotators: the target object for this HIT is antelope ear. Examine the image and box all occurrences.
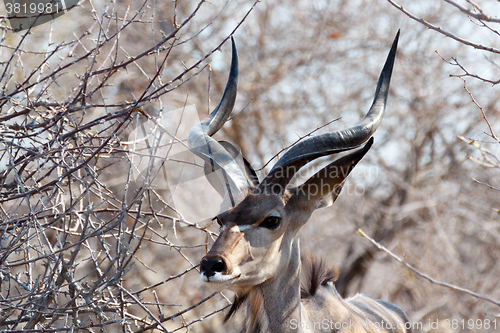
[295,138,373,210]
[203,141,259,197]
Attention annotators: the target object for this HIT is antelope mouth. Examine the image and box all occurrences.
[200,271,242,283]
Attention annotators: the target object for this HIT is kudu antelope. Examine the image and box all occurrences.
[188,32,410,332]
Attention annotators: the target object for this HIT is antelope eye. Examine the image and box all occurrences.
[259,216,281,230]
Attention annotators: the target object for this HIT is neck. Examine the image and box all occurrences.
[246,236,303,333]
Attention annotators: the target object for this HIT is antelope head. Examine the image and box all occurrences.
[189,34,399,295]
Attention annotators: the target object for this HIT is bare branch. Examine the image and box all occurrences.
[358,229,500,308]
[386,0,500,54]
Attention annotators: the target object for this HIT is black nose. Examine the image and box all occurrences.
[201,258,226,277]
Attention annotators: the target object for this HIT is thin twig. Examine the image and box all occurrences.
[386,0,500,55]
[358,229,500,308]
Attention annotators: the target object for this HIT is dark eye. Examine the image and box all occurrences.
[259,216,281,230]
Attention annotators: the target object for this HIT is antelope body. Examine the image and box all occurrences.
[188,32,411,333]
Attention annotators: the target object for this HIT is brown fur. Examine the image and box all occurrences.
[225,253,340,323]
[225,287,269,331]
[226,288,268,331]
[247,288,268,332]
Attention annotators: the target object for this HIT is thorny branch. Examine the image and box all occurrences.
[386,0,500,55]
[444,0,500,24]
[387,0,500,207]
[436,51,500,87]
[460,78,498,142]
[0,0,259,331]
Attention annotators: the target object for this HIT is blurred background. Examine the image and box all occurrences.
[0,0,499,332]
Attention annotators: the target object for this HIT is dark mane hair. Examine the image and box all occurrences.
[300,252,339,299]
[224,293,248,323]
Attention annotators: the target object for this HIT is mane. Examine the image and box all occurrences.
[300,252,339,299]
[223,253,340,323]
[224,293,248,323]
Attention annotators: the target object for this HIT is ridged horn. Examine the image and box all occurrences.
[188,37,250,207]
[260,31,399,193]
